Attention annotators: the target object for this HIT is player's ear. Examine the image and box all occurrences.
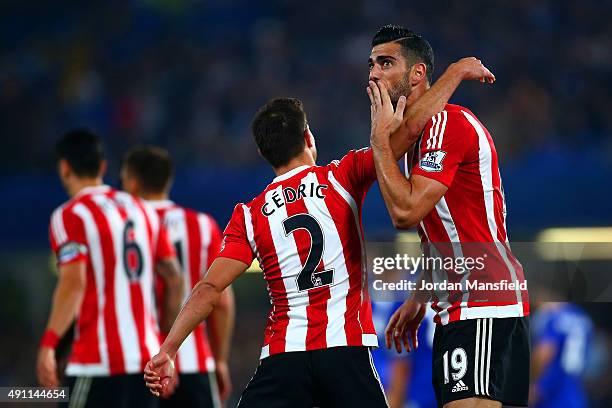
[410,62,427,86]
[98,159,108,178]
[304,126,314,148]
[58,159,71,179]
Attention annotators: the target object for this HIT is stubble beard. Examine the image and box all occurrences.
[389,76,412,108]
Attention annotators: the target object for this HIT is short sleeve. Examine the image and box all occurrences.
[206,217,223,269]
[411,110,474,187]
[155,223,176,261]
[219,204,255,266]
[330,147,376,201]
[49,207,88,266]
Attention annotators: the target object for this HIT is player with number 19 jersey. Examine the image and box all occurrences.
[220,148,378,359]
[49,185,174,376]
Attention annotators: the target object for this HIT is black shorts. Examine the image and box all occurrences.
[62,374,158,408]
[237,346,388,408]
[432,316,530,407]
[160,372,220,408]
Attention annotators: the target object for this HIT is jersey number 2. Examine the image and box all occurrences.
[283,214,334,291]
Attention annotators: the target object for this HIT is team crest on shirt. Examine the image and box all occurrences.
[419,150,447,172]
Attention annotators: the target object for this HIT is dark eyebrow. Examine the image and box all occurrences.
[368,55,397,64]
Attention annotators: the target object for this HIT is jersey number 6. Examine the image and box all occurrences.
[283,214,334,291]
[122,220,144,280]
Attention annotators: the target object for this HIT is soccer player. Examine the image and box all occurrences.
[121,145,235,407]
[530,302,593,408]
[372,302,436,408]
[36,130,184,407]
[368,25,530,407]
[144,61,494,406]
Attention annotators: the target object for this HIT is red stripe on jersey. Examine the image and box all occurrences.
[252,202,290,355]
[185,210,207,372]
[284,186,330,351]
[81,198,125,375]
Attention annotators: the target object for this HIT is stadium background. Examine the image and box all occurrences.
[1,0,611,406]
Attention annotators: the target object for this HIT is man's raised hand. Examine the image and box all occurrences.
[453,57,496,84]
[367,80,407,147]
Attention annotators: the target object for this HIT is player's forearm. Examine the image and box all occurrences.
[372,142,419,229]
[391,63,464,160]
[207,286,235,363]
[44,268,86,340]
[160,280,223,357]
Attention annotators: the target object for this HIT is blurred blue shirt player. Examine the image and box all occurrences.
[372,302,436,408]
[531,303,593,408]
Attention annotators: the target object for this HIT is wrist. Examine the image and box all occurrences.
[447,62,466,81]
[160,342,178,359]
[40,329,60,350]
[370,133,392,150]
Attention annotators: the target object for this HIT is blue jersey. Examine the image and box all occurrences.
[372,302,436,408]
[532,303,593,408]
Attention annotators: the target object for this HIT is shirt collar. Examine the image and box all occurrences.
[272,165,312,183]
[75,184,111,197]
[146,199,175,209]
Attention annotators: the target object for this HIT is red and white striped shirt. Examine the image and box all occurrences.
[150,200,221,374]
[49,185,175,376]
[406,104,529,325]
[220,149,378,359]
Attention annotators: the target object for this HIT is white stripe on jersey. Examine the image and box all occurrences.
[265,186,308,352]
[426,113,438,149]
[328,170,369,339]
[485,318,493,396]
[242,205,258,258]
[433,196,467,325]
[432,112,442,148]
[68,203,110,376]
[52,207,68,244]
[463,110,523,306]
[94,194,141,374]
[301,172,349,347]
[437,110,448,149]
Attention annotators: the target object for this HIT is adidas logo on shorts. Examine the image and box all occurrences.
[451,380,469,393]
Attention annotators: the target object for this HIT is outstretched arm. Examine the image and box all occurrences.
[160,257,245,358]
[144,257,248,397]
[387,57,496,161]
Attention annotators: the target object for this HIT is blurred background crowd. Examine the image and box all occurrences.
[1,0,611,406]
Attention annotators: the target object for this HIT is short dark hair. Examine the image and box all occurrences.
[372,24,435,83]
[251,98,307,168]
[122,145,174,194]
[55,129,105,178]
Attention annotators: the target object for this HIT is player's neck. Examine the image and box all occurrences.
[273,154,316,177]
[406,82,431,106]
[69,177,104,197]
